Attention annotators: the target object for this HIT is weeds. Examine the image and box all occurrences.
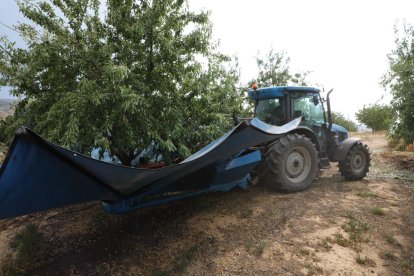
[383,251,397,260]
[334,212,371,252]
[334,233,348,247]
[0,224,45,275]
[371,207,385,216]
[0,257,21,276]
[245,239,268,256]
[355,254,376,266]
[384,235,400,246]
[399,260,411,270]
[317,237,333,250]
[12,224,44,265]
[305,263,323,275]
[356,190,378,198]
[298,247,311,256]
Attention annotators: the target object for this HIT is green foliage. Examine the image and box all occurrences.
[355,254,376,266]
[0,0,241,165]
[251,48,309,87]
[355,104,393,132]
[0,257,21,276]
[244,239,268,256]
[371,207,385,216]
[331,112,357,132]
[382,23,414,147]
[12,223,44,266]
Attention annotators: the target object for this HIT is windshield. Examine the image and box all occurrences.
[292,93,325,125]
[256,98,285,126]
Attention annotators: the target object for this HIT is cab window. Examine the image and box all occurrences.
[256,98,285,126]
[292,94,325,125]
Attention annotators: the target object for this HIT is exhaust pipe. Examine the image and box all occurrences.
[326,89,334,132]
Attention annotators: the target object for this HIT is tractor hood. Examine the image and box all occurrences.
[331,123,349,141]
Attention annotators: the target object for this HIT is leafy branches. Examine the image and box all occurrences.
[382,23,414,147]
[0,0,241,165]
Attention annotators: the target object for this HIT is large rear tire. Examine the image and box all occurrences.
[338,142,370,180]
[260,133,319,192]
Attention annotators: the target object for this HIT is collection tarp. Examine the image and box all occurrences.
[0,118,301,219]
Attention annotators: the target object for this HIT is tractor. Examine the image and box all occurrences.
[246,86,371,192]
[0,86,371,219]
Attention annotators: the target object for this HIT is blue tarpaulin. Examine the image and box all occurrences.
[0,118,301,219]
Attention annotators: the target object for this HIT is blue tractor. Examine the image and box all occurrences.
[246,86,370,192]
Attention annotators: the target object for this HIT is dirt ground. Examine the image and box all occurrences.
[0,132,413,275]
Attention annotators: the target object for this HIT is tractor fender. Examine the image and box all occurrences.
[333,138,361,161]
[289,126,321,152]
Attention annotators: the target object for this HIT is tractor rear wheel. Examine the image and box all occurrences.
[260,133,318,192]
[338,142,370,180]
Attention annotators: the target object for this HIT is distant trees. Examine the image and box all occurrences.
[0,0,241,165]
[381,23,414,147]
[355,104,393,132]
[331,112,358,132]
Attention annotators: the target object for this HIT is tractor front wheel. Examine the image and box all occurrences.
[338,142,371,180]
[260,133,318,192]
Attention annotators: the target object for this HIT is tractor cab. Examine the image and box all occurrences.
[248,86,349,153]
[249,86,324,126]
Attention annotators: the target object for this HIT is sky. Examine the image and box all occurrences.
[1,0,414,120]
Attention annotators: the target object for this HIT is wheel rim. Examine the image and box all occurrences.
[351,152,366,174]
[285,146,311,184]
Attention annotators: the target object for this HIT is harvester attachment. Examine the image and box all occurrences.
[0,118,301,219]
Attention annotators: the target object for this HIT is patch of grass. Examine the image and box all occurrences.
[356,190,378,198]
[245,239,268,256]
[383,251,397,261]
[339,212,371,252]
[298,247,311,256]
[384,235,400,246]
[255,240,268,256]
[0,257,21,276]
[12,223,44,266]
[317,237,333,250]
[355,254,376,266]
[399,260,411,270]
[334,233,348,247]
[371,207,385,216]
[305,263,323,275]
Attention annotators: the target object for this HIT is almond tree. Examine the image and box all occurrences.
[382,23,414,147]
[0,0,241,165]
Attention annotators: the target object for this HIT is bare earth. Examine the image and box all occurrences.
[0,132,413,275]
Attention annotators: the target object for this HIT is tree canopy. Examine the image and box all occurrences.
[381,23,414,147]
[0,0,241,165]
[249,48,309,88]
[355,104,393,132]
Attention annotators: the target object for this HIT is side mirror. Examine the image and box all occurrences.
[312,94,319,106]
